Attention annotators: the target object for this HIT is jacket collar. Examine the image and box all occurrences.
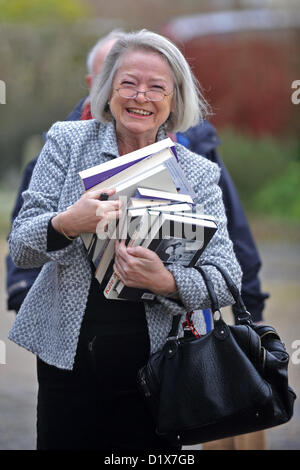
[99,121,120,158]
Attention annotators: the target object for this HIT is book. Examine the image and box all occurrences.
[126,200,194,217]
[95,210,153,285]
[137,212,217,262]
[163,157,197,199]
[79,137,176,191]
[134,187,194,203]
[81,163,178,263]
[103,210,161,299]
[79,137,198,287]
[79,139,197,254]
[102,206,212,299]
[114,212,218,301]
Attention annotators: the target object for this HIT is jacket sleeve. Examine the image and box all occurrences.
[6,101,86,312]
[9,122,82,269]
[6,158,40,311]
[158,159,243,315]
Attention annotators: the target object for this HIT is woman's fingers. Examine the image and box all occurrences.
[96,209,122,233]
[114,239,131,264]
[87,187,116,199]
[113,259,126,282]
[96,200,122,217]
[126,245,155,259]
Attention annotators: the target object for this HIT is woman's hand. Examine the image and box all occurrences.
[114,240,177,296]
[52,188,122,238]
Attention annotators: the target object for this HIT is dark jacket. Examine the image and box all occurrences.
[6,99,268,320]
[177,125,269,321]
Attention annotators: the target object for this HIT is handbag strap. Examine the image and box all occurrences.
[193,265,220,314]
[168,314,181,339]
[199,262,252,324]
[167,261,252,339]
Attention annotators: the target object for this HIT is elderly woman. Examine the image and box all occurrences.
[9,30,242,450]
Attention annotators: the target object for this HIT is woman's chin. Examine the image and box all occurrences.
[119,120,157,136]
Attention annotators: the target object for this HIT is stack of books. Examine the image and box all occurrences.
[78,138,218,301]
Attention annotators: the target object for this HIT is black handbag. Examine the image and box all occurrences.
[137,262,296,446]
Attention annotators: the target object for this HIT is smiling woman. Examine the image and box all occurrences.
[8,29,242,450]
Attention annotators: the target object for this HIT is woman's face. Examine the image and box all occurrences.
[109,49,174,139]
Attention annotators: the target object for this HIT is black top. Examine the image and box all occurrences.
[47,219,147,335]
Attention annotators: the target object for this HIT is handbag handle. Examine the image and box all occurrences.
[167,262,252,340]
[193,265,220,315]
[197,262,252,324]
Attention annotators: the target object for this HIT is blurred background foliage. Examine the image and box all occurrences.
[0,0,299,236]
[0,0,88,23]
[218,129,300,221]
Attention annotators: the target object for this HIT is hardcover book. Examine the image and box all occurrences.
[105,211,218,301]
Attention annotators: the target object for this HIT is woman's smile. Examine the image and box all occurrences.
[125,107,154,117]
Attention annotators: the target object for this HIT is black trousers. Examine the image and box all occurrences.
[36,313,180,451]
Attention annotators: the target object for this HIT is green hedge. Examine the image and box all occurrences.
[218,128,300,220]
[253,161,300,220]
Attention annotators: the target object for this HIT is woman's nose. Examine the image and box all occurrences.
[135,90,148,103]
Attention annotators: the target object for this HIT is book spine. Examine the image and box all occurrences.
[103,271,120,299]
[134,187,193,203]
[80,232,94,250]
[164,158,196,199]
[81,155,149,190]
[116,283,156,301]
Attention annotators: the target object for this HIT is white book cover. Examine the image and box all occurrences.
[85,148,176,194]
[79,137,175,190]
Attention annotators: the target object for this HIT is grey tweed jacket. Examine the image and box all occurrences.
[8,120,242,370]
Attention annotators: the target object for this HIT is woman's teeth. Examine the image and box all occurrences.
[128,108,152,116]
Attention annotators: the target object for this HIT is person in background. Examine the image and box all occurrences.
[8,29,242,450]
[6,29,268,450]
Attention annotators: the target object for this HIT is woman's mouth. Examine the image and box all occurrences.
[126,108,153,117]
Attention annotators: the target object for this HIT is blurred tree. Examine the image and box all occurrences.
[0,0,97,181]
[0,0,89,24]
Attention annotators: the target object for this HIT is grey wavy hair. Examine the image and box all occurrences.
[90,29,210,133]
